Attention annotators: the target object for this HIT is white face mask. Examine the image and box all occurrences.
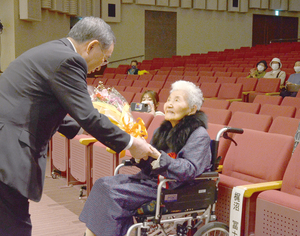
[257,65,264,72]
[294,66,300,73]
[271,63,279,70]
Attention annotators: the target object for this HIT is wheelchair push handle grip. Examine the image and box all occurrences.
[226,127,244,134]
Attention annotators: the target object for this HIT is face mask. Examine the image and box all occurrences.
[294,66,300,73]
[131,66,136,69]
[257,65,264,72]
[271,64,279,70]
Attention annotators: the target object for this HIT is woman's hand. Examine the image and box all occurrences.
[249,68,256,77]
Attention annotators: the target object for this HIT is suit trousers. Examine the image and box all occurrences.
[0,181,32,236]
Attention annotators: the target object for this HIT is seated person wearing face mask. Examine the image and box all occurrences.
[247,60,268,79]
[141,90,165,116]
[127,60,139,75]
[280,61,300,98]
[263,58,286,86]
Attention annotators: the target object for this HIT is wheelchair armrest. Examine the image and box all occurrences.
[114,159,138,176]
[195,171,219,179]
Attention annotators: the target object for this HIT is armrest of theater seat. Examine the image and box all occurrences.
[265,92,280,96]
[79,137,126,157]
[242,91,254,102]
[217,165,223,172]
[238,180,282,198]
[79,137,97,145]
[226,98,243,102]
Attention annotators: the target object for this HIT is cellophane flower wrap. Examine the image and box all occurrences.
[89,82,148,156]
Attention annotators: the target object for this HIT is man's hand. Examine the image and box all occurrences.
[128,137,152,159]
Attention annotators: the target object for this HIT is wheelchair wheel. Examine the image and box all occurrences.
[193,222,229,236]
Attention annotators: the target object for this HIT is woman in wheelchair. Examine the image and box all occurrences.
[79,80,212,236]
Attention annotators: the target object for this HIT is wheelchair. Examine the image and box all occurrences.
[114,127,244,236]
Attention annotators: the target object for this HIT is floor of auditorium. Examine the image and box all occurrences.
[29,157,87,236]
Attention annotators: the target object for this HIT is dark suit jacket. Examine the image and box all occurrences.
[0,38,131,201]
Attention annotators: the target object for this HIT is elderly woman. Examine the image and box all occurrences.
[140,90,165,116]
[79,80,212,236]
[247,60,268,79]
[280,61,300,98]
[263,58,286,85]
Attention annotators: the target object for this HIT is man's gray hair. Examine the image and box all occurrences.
[170,80,204,110]
[68,17,116,49]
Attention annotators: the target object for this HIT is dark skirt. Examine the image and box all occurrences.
[79,174,157,236]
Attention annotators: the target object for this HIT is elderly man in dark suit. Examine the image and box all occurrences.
[0,17,152,236]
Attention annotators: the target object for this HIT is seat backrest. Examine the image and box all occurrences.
[103,73,116,79]
[146,115,166,143]
[138,73,153,81]
[126,74,139,80]
[159,88,170,103]
[202,99,231,109]
[169,70,184,76]
[223,129,294,183]
[152,75,168,81]
[228,101,260,114]
[232,72,249,78]
[281,145,300,196]
[119,91,135,103]
[86,77,95,85]
[118,79,134,87]
[259,104,296,119]
[132,80,149,87]
[183,71,199,76]
[167,75,184,82]
[268,116,300,137]
[217,83,243,100]
[236,77,258,92]
[183,75,200,83]
[200,83,221,98]
[105,78,120,86]
[214,71,232,77]
[280,97,300,110]
[147,80,165,89]
[255,78,281,93]
[199,76,217,83]
[125,86,142,93]
[201,107,232,125]
[228,112,272,132]
[216,77,237,84]
[131,111,154,129]
[253,94,283,106]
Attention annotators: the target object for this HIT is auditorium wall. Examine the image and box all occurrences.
[0,0,300,70]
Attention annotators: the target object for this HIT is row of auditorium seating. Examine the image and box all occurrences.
[101,42,300,74]
[211,124,297,235]
[89,72,282,101]
[49,113,300,236]
[202,95,300,124]
[49,95,300,194]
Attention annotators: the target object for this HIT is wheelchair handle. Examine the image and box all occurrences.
[215,127,244,141]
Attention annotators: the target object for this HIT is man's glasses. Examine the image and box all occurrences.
[99,46,109,66]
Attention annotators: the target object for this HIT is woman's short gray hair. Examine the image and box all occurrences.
[67,17,116,49]
[170,80,204,110]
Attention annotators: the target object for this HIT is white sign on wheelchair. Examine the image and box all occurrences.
[229,186,245,236]
[164,194,178,202]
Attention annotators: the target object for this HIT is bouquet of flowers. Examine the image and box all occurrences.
[89,82,148,156]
